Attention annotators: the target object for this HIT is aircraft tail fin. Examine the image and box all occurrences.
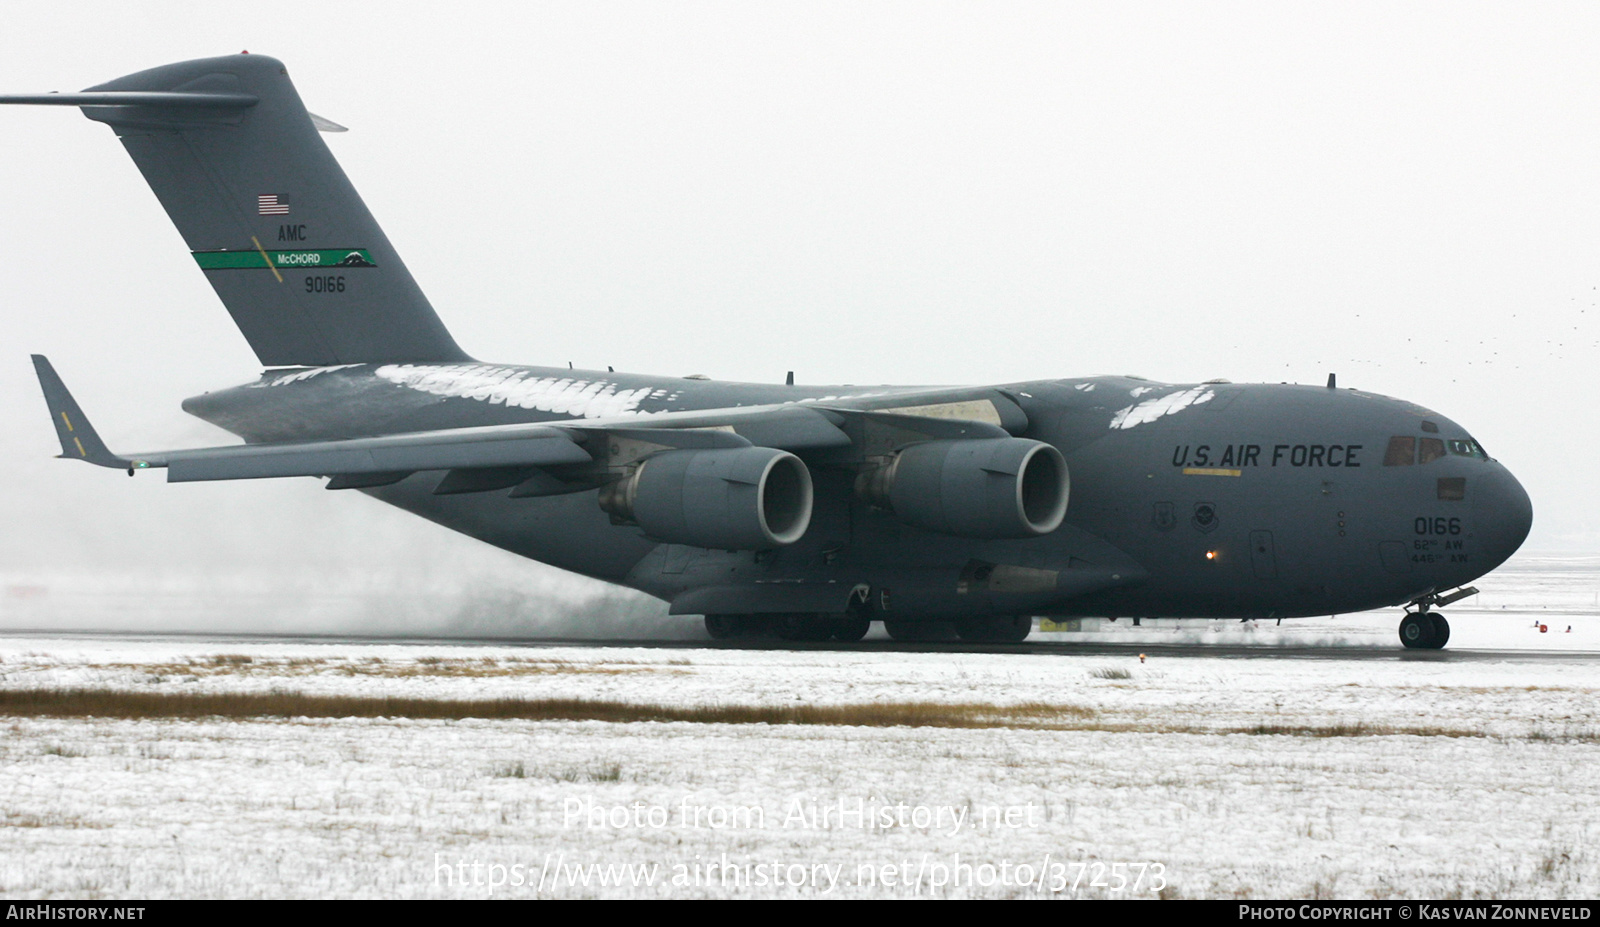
[31,355,132,470]
[3,55,471,367]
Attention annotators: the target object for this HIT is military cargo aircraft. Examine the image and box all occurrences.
[4,55,1533,647]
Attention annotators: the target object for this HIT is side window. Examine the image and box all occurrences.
[1419,437,1446,464]
[1448,439,1486,460]
[1384,436,1416,466]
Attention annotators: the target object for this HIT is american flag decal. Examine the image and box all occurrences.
[257,194,290,216]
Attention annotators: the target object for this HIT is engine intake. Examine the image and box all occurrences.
[599,446,814,550]
[858,437,1068,538]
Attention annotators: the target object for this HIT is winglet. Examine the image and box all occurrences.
[31,355,133,470]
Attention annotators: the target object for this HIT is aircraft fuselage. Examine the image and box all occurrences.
[182,363,1533,623]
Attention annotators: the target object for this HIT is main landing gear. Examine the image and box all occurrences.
[703,613,870,642]
[703,613,1034,644]
[883,616,1033,643]
[1397,586,1477,650]
[882,619,957,642]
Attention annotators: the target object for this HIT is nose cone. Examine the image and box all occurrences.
[1475,464,1533,572]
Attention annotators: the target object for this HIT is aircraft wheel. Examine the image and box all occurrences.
[882,619,958,642]
[1398,613,1440,649]
[828,616,872,642]
[774,614,833,642]
[954,616,1034,643]
[1429,614,1451,649]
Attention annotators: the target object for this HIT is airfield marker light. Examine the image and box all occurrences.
[1205,550,1217,561]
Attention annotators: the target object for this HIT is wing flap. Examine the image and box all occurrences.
[564,405,851,451]
[163,432,591,483]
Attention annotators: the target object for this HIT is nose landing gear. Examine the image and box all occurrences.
[1398,586,1476,650]
[1399,612,1450,649]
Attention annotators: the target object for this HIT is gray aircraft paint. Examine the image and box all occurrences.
[5,55,1534,645]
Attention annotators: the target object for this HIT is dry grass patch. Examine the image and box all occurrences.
[0,688,1091,729]
[489,758,625,781]
[1526,724,1600,744]
[40,742,87,757]
[2,688,1590,741]
[1240,722,1468,738]
[84,655,688,681]
[556,763,623,783]
[353,657,686,679]
[3,811,110,830]
[1090,667,1134,680]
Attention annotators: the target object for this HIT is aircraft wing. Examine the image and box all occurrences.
[34,355,589,482]
[33,356,1027,494]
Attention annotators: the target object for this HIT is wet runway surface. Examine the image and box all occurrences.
[4,628,1597,663]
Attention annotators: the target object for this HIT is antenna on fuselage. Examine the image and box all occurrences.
[1326,373,1337,389]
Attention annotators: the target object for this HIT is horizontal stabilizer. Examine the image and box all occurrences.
[0,92,258,108]
[30,355,132,470]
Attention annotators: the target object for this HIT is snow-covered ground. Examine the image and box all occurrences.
[0,555,1596,899]
[1038,552,1600,649]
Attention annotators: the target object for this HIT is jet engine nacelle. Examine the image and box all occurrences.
[858,437,1069,538]
[599,446,814,550]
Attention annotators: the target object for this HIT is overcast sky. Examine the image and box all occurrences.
[0,3,1594,616]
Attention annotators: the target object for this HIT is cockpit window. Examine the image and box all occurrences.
[1420,420,1439,434]
[1384,436,1416,466]
[1385,435,1461,465]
